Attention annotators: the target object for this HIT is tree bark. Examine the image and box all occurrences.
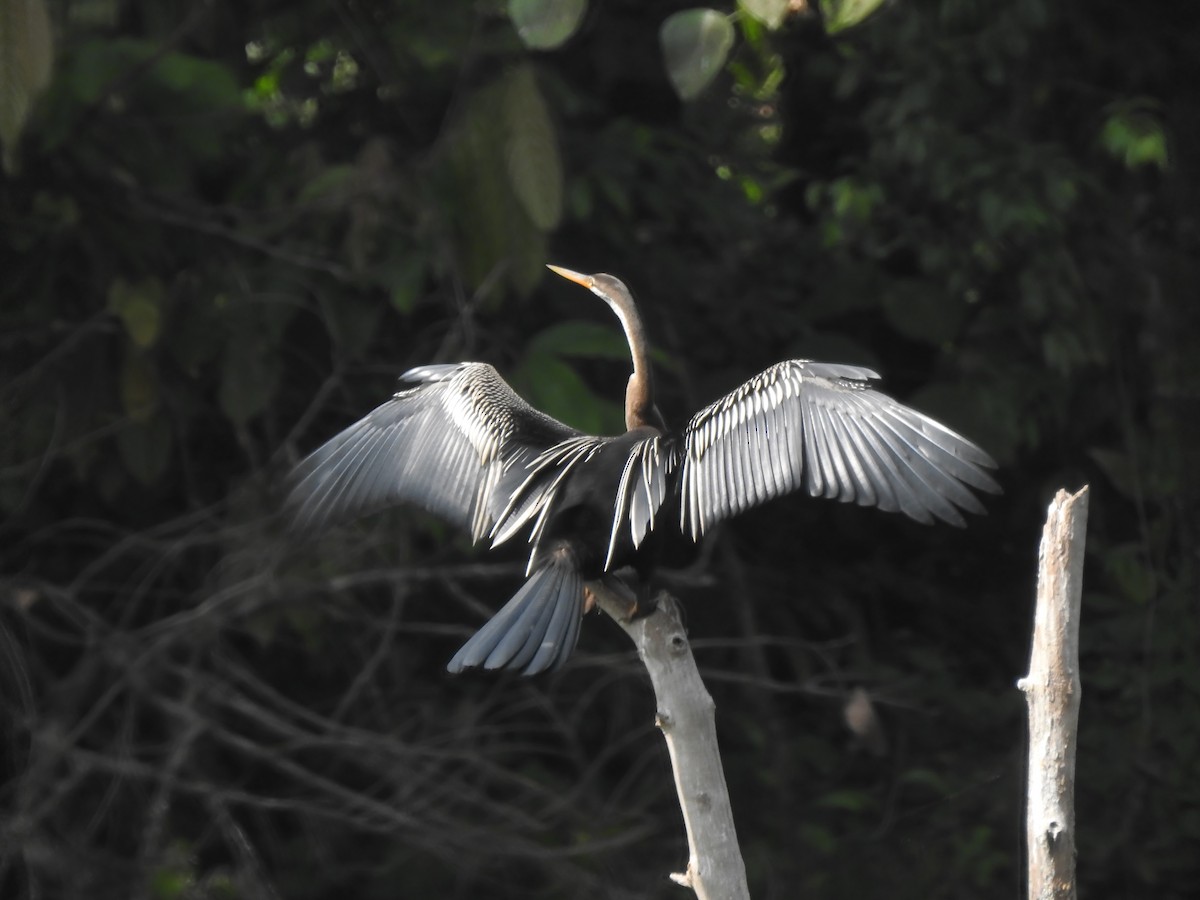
[593,584,750,900]
[1017,486,1089,900]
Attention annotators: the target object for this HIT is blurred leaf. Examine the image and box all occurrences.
[821,0,887,34]
[383,254,426,313]
[503,65,563,231]
[152,50,241,110]
[443,74,546,297]
[149,843,196,900]
[150,869,191,900]
[660,9,735,101]
[120,349,158,421]
[1103,544,1156,605]
[508,0,587,50]
[527,320,632,361]
[1040,328,1089,374]
[56,37,140,104]
[116,414,171,485]
[740,0,789,30]
[298,163,357,206]
[107,276,164,348]
[41,38,240,160]
[817,788,873,811]
[0,0,54,173]
[1100,104,1169,170]
[828,175,884,223]
[799,822,837,855]
[898,768,952,795]
[513,353,622,435]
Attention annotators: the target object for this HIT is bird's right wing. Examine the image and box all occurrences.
[676,360,1000,539]
[286,363,581,542]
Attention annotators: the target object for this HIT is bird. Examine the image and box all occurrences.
[286,265,1000,676]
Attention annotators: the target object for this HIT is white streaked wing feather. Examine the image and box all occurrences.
[678,360,998,537]
[287,363,580,541]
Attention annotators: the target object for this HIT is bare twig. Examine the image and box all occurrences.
[1017,486,1089,900]
[593,583,751,900]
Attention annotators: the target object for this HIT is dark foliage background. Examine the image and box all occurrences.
[2,1,1197,898]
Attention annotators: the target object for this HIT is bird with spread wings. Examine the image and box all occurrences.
[287,266,999,675]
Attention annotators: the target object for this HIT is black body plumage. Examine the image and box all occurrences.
[286,268,1000,675]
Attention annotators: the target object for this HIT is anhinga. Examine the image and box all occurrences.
[288,266,999,675]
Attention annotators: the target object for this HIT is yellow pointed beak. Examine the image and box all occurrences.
[546,264,594,289]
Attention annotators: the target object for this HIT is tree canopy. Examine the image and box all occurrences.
[2,1,1198,897]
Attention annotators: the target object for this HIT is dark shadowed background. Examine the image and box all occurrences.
[2,1,1198,897]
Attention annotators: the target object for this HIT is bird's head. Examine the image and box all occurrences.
[546,264,661,429]
[546,265,634,318]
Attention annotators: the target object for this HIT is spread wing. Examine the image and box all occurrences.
[286,363,581,541]
[676,360,1000,538]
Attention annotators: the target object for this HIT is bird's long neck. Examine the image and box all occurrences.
[608,294,663,431]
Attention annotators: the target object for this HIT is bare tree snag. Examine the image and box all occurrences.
[593,584,751,900]
[1017,486,1090,900]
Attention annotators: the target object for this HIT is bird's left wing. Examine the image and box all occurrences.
[287,363,581,541]
[676,360,1000,539]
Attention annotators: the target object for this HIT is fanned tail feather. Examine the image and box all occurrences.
[446,547,583,676]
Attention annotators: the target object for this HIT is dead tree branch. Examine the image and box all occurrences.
[1018,486,1090,900]
[594,584,750,900]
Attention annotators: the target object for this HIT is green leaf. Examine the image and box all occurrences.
[820,0,887,34]
[0,0,55,173]
[1100,105,1169,171]
[526,320,633,361]
[828,175,883,223]
[660,9,736,101]
[107,276,165,348]
[739,0,789,30]
[513,353,622,435]
[508,0,587,50]
[503,65,563,231]
[153,50,241,110]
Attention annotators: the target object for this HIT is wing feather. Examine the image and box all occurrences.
[287,363,580,541]
[678,360,999,536]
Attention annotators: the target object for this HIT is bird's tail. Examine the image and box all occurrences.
[446,545,583,676]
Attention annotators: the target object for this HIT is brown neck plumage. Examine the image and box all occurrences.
[609,291,664,432]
